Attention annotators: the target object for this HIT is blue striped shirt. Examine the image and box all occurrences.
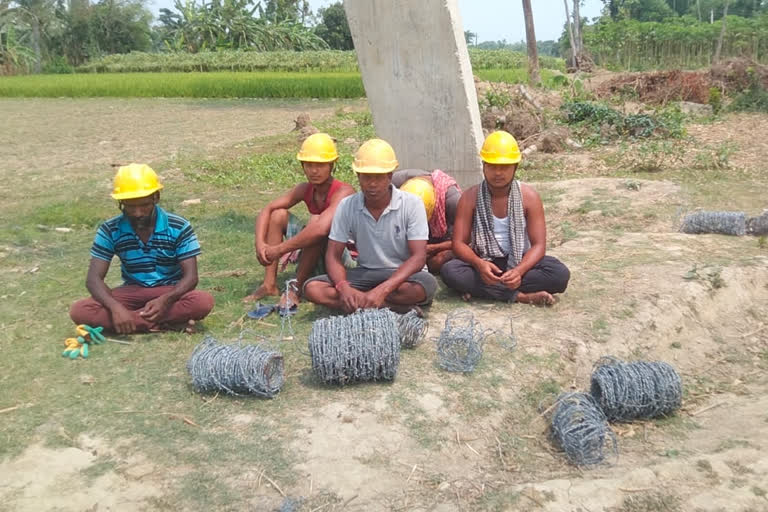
[90,206,201,287]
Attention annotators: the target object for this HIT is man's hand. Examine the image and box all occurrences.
[111,304,136,334]
[337,282,365,314]
[501,267,523,290]
[255,244,271,266]
[475,260,503,286]
[264,245,282,264]
[139,294,173,324]
[425,244,438,256]
[360,288,388,310]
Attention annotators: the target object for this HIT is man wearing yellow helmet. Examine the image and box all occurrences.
[441,131,570,305]
[69,164,214,333]
[303,139,437,314]
[245,133,355,307]
[393,169,461,274]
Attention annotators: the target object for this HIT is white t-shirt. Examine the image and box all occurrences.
[329,185,428,269]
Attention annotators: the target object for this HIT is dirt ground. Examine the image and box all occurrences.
[1,98,767,512]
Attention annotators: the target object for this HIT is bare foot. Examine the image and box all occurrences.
[243,284,279,303]
[461,292,472,302]
[516,291,556,306]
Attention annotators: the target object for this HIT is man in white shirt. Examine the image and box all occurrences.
[303,139,438,314]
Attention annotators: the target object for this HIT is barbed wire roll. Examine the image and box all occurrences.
[186,335,284,397]
[550,392,618,466]
[747,211,768,236]
[435,309,486,372]
[397,309,427,349]
[681,211,746,236]
[590,357,683,422]
[308,308,400,385]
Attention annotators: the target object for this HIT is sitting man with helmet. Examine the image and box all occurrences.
[303,138,438,314]
[70,164,214,334]
[245,133,355,306]
[392,169,461,274]
[441,131,570,306]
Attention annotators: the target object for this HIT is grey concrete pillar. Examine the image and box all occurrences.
[344,0,484,189]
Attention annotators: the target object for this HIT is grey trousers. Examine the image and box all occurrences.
[440,255,570,302]
[304,267,438,305]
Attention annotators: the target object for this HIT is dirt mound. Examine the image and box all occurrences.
[596,70,711,104]
[536,126,573,153]
[710,57,768,93]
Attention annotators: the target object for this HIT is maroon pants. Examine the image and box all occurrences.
[70,285,215,333]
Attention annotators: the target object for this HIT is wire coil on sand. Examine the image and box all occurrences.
[397,309,428,349]
[435,309,486,372]
[590,357,683,422]
[186,335,284,397]
[681,211,746,236]
[550,392,618,466]
[308,308,401,385]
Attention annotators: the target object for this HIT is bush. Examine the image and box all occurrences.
[561,101,685,142]
[77,49,567,74]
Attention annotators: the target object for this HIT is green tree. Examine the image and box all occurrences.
[314,1,352,50]
[464,29,476,46]
[88,0,151,55]
[601,0,676,21]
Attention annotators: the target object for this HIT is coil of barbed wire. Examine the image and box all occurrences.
[747,211,768,235]
[435,309,487,373]
[590,357,683,422]
[308,308,400,385]
[550,392,618,466]
[397,309,427,349]
[186,335,284,398]
[681,211,746,236]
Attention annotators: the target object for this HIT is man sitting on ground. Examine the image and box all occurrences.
[244,133,354,306]
[441,131,570,305]
[392,168,461,274]
[70,164,214,333]
[303,139,437,314]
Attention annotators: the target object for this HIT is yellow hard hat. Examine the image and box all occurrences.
[480,130,522,165]
[401,177,436,220]
[111,164,163,200]
[352,138,398,174]
[297,132,338,162]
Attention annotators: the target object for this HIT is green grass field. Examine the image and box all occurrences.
[0,71,365,98]
[0,69,568,99]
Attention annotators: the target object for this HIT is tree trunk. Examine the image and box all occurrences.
[522,0,540,85]
[573,0,582,55]
[31,15,41,73]
[714,0,729,63]
[563,0,577,69]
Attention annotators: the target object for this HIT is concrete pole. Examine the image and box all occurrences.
[343,0,485,189]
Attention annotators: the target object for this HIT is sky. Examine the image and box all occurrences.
[148,0,606,43]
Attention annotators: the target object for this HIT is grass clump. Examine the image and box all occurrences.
[561,101,685,144]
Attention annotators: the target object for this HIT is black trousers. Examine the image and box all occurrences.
[440,255,570,302]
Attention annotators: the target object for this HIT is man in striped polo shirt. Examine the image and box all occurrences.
[70,164,214,334]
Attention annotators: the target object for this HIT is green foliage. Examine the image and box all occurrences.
[561,101,685,142]
[0,71,365,97]
[313,1,352,50]
[156,0,327,53]
[469,49,566,72]
[78,49,359,73]
[583,14,768,71]
[708,87,722,114]
[475,68,568,89]
[79,49,566,74]
[728,68,768,113]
